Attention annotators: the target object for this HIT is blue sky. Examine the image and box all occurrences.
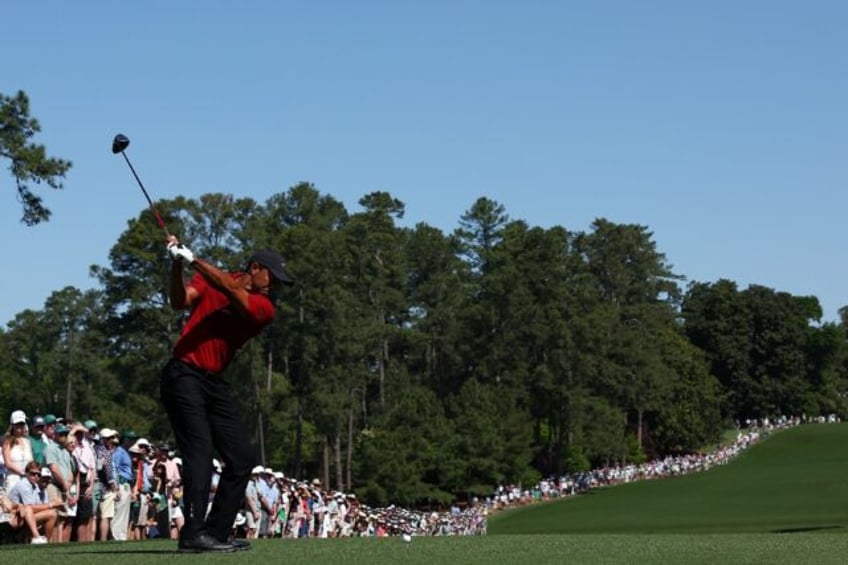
[2,1,846,326]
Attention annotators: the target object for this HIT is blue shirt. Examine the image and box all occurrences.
[8,478,48,505]
[112,446,133,483]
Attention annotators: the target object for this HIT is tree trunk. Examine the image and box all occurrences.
[346,404,354,491]
[323,438,330,487]
[65,326,73,420]
[334,433,343,491]
[637,408,643,448]
[295,399,303,479]
[255,381,266,465]
[379,340,387,409]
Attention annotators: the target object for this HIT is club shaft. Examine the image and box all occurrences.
[120,152,170,237]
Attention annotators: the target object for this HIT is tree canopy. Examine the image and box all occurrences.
[0,90,72,225]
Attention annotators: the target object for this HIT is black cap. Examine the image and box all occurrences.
[250,249,294,285]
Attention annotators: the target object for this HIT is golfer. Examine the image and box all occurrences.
[161,236,293,553]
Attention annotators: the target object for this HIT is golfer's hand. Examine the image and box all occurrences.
[167,240,195,264]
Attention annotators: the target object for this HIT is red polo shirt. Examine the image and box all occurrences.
[173,272,275,374]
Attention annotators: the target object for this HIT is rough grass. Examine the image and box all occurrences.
[3,424,846,564]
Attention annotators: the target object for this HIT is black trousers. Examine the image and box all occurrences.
[160,358,255,542]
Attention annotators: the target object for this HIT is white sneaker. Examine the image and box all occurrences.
[31,536,48,544]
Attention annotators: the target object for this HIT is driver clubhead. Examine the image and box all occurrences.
[112,134,130,154]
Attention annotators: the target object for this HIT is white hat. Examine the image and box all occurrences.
[251,465,264,475]
[99,428,119,439]
[40,467,52,478]
[274,472,284,479]
[264,467,273,475]
[10,410,26,425]
[136,438,151,447]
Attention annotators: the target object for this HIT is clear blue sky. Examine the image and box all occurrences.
[2,1,846,326]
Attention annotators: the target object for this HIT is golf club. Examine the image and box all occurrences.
[111,133,170,237]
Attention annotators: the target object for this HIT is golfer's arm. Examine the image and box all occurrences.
[169,261,190,310]
[191,258,252,315]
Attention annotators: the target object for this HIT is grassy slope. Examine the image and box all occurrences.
[489,423,848,534]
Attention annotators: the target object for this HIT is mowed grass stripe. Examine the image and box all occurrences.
[489,423,848,534]
[8,534,848,565]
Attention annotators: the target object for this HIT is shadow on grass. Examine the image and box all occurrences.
[55,550,178,555]
[43,546,178,555]
[772,525,843,534]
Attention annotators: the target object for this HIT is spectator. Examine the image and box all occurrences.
[257,468,277,538]
[154,443,181,486]
[28,415,48,467]
[42,415,58,444]
[149,445,184,539]
[110,430,134,540]
[130,438,153,540]
[72,422,97,542]
[82,420,102,541]
[44,422,78,543]
[151,461,171,539]
[310,479,324,537]
[2,462,63,543]
[127,442,142,539]
[243,466,263,539]
[94,428,119,541]
[208,458,222,518]
[2,410,34,491]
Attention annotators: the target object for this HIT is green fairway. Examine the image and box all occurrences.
[3,424,847,564]
[3,533,848,565]
[489,423,848,535]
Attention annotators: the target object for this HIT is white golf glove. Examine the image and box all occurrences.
[167,242,195,264]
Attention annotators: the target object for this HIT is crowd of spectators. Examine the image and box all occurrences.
[0,411,838,545]
[484,415,831,510]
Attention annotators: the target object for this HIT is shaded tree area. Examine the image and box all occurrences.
[1,186,846,508]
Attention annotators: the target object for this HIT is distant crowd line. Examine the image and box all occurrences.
[0,411,838,545]
[485,415,838,510]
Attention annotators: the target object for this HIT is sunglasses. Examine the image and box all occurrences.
[28,471,40,477]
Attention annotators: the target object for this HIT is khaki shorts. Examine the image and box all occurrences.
[46,484,70,518]
[99,491,116,519]
[246,510,258,530]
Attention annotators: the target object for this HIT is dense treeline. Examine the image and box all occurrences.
[1,184,846,506]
